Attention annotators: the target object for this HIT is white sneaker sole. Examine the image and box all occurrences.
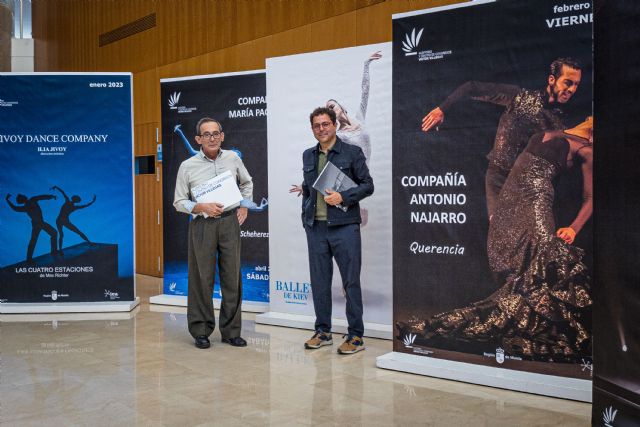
[337,345,365,354]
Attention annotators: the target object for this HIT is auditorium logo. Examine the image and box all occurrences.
[168,92,181,109]
[168,281,184,295]
[401,27,453,63]
[402,28,423,56]
[402,333,416,348]
[167,92,197,114]
[603,406,617,427]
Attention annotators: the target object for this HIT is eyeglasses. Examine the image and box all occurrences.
[199,131,222,139]
[312,122,333,131]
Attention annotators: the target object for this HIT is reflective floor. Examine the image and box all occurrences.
[0,275,591,426]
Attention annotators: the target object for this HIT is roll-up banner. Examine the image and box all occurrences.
[159,71,269,307]
[259,43,393,337]
[383,0,593,399]
[592,0,640,424]
[0,73,135,306]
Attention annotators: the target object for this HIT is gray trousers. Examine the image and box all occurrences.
[187,214,242,339]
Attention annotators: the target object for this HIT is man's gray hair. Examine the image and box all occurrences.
[195,117,223,135]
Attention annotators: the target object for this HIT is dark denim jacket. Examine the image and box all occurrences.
[301,137,374,227]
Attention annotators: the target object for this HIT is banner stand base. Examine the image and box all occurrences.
[376,351,592,402]
[1,308,140,322]
[255,311,392,340]
[0,297,140,314]
[149,294,268,313]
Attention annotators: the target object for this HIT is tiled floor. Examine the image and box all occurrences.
[0,275,591,426]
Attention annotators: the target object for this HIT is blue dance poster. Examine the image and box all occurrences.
[0,73,135,303]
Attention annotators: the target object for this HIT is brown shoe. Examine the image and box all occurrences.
[337,336,365,354]
[304,331,333,349]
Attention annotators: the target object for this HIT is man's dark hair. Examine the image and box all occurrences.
[309,107,336,125]
[195,117,223,136]
[549,57,582,79]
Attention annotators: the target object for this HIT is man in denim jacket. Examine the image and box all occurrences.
[301,106,374,354]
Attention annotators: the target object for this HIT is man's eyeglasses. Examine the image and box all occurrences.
[199,131,222,139]
[312,122,333,131]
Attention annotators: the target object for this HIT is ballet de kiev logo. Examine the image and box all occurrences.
[495,347,505,364]
[402,28,424,56]
[168,92,181,109]
[169,281,177,292]
[603,406,617,427]
[402,333,416,348]
[580,358,593,376]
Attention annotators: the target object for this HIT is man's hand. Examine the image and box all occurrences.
[237,207,248,225]
[198,202,224,217]
[324,189,343,206]
[556,227,576,244]
[289,184,303,197]
[421,107,444,132]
